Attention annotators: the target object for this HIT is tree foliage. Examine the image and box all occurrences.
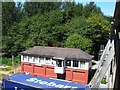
[2,1,112,60]
[83,2,103,17]
[65,34,93,53]
[2,2,16,35]
[23,1,62,17]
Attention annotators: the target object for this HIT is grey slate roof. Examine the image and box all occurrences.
[20,46,93,60]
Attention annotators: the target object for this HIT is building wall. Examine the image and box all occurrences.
[21,55,90,84]
[21,62,89,84]
[21,55,91,70]
[65,68,88,84]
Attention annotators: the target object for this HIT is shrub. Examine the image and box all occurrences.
[101,79,107,84]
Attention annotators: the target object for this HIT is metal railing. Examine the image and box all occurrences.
[88,40,115,88]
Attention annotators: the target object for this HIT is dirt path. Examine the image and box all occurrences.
[0,65,21,79]
[0,71,10,75]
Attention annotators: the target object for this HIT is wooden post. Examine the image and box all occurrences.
[12,54,16,74]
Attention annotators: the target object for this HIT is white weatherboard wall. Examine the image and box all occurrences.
[65,60,90,70]
[54,67,65,74]
[21,55,23,61]
[34,57,39,64]
[21,55,56,66]
[78,61,89,70]
[21,55,91,70]
[21,55,28,62]
[82,61,89,70]
[28,56,33,63]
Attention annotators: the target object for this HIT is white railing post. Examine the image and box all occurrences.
[89,40,115,88]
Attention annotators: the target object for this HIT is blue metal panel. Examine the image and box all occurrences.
[2,73,90,90]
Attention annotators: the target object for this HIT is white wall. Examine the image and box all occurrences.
[21,55,56,66]
[82,61,89,70]
[34,57,39,63]
[65,60,90,70]
[28,56,33,63]
[21,55,28,62]
[21,55,23,62]
[21,55,91,70]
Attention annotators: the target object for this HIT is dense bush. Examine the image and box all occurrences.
[2,56,20,66]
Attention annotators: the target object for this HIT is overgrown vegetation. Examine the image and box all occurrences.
[1,57,12,66]
[2,1,112,61]
[2,67,12,71]
[1,56,20,66]
[1,74,7,79]
[101,78,107,84]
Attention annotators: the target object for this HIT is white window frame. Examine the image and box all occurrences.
[34,57,39,63]
[28,56,32,61]
[22,55,28,62]
[56,60,63,67]
[73,60,79,68]
[23,55,27,61]
[51,59,56,66]
[80,61,85,68]
[45,57,51,65]
[65,60,72,67]
[39,57,44,64]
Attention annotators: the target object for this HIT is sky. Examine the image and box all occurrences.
[96,2,116,16]
[75,1,116,16]
[14,0,116,16]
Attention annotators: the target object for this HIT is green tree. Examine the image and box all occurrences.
[83,2,103,17]
[65,14,110,59]
[51,25,68,47]
[86,13,110,43]
[65,34,93,53]
[2,1,16,35]
[15,2,23,22]
[2,10,66,55]
[2,1,23,36]
[86,13,110,59]
[23,1,62,17]
[2,2,111,60]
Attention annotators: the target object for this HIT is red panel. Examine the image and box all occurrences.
[65,68,72,81]
[65,68,89,84]
[45,66,57,78]
[34,65,44,76]
[23,64,33,74]
[72,70,88,84]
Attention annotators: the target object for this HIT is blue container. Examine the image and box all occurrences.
[2,73,90,90]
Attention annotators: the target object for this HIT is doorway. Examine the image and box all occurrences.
[56,60,65,80]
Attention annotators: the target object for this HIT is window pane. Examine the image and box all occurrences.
[23,56,27,60]
[80,61,85,68]
[39,57,44,63]
[52,60,56,65]
[66,60,71,67]
[34,57,39,62]
[46,57,51,64]
[57,60,62,67]
[39,57,44,60]
[73,60,79,67]
[28,56,32,61]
